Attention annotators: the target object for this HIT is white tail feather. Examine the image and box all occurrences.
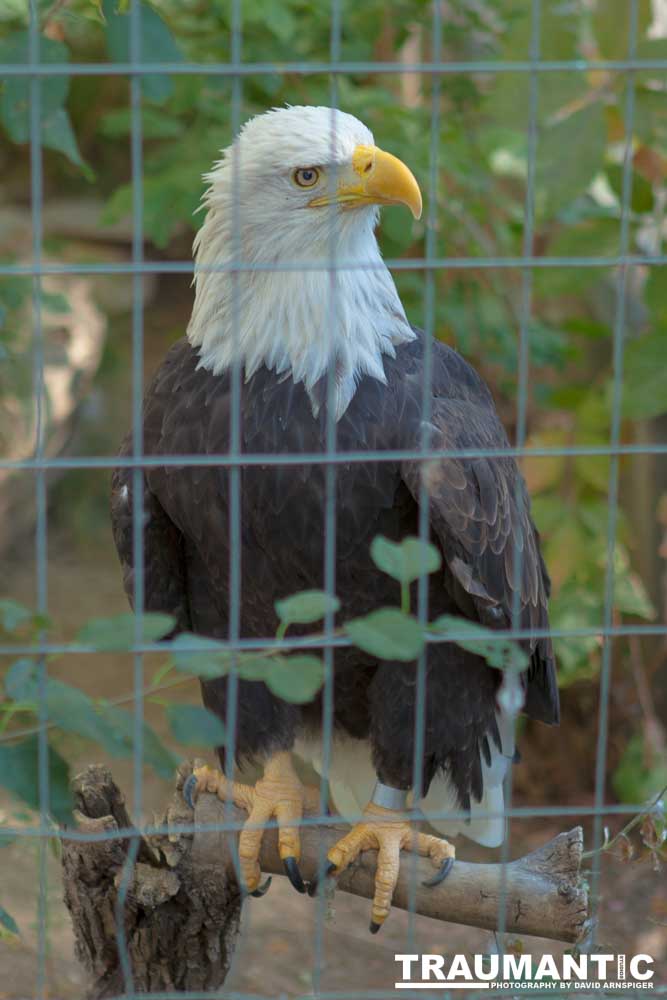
[294,711,516,849]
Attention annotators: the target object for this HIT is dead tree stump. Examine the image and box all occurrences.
[62,764,589,998]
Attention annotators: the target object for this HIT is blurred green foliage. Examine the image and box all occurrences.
[1,0,666,835]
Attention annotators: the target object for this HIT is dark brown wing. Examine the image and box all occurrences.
[111,445,191,633]
[400,340,559,725]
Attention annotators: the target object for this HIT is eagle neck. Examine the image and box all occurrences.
[186,204,415,420]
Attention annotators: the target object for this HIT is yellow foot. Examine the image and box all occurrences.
[321,802,455,932]
[182,752,320,896]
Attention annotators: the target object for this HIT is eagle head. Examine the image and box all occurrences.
[188,106,422,419]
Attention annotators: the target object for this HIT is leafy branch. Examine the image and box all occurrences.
[581,782,667,869]
[0,534,532,935]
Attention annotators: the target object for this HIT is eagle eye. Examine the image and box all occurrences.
[293,167,320,188]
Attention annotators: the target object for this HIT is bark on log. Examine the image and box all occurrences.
[62,764,589,999]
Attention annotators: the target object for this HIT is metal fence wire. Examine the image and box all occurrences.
[1,0,667,996]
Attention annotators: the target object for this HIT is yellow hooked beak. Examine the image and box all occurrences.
[309,144,422,220]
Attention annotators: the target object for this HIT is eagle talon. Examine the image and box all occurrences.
[369,921,382,935]
[182,773,198,810]
[307,860,337,897]
[422,855,454,887]
[250,875,272,898]
[283,855,306,894]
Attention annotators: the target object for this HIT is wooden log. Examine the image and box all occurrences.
[62,764,589,998]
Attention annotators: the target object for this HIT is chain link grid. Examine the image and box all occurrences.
[2,0,666,996]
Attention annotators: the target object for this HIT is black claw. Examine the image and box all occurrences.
[307,861,338,897]
[422,856,454,888]
[250,875,272,898]
[307,874,321,897]
[369,921,382,935]
[182,773,198,810]
[283,856,306,894]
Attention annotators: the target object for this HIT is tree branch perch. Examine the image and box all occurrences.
[62,764,589,998]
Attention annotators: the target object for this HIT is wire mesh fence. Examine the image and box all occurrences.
[1,0,666,997]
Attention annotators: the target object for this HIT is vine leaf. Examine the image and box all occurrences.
[264,655,325,703]
[0,904,18,937]
[370,536,441,585]
[76,612,175,652]
[430,615,529,672]
[0,735,72,825]
[166,704,226,747]
[347,609,424,661]
[169,633,232,679]
[275,590,340,626]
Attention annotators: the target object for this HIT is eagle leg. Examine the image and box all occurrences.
[183,753,320,896]
[323,802,456,933]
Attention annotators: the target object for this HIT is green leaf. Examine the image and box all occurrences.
[3,659,132,757]
[236,654,275,680]
[347,609,424,661]
[166,703,226,746]
[613,734,667,804]
[370,536,441,585]
[614,568,656,620]
[0,598,32,633]
[99,106,184,139]
[169,632,232,679]
[264,655,325,703]
[41,291,70,314]
[0,904,18,937]
[0,32,69,144]
[621,331,667,420]
[97,703,179,778]
[593,0,652,60]
[537,104,607,217]
[103,168,203,248]
[606,164,653,214]
[103,0,182,103]
[76,612,174,651]
[645,268,667,321]
[41,108,91,175]
[0,735,71,825]
[275,590,340,626]
[430,616,529,672]
[544,215,620,266]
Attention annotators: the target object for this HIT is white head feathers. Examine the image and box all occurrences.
[187,106,416,420]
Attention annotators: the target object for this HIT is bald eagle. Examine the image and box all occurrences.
[111,106,558,932]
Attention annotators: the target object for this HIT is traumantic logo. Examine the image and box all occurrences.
[394,953,655,990]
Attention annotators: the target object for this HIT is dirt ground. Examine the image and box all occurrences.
[1,531,666,997]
